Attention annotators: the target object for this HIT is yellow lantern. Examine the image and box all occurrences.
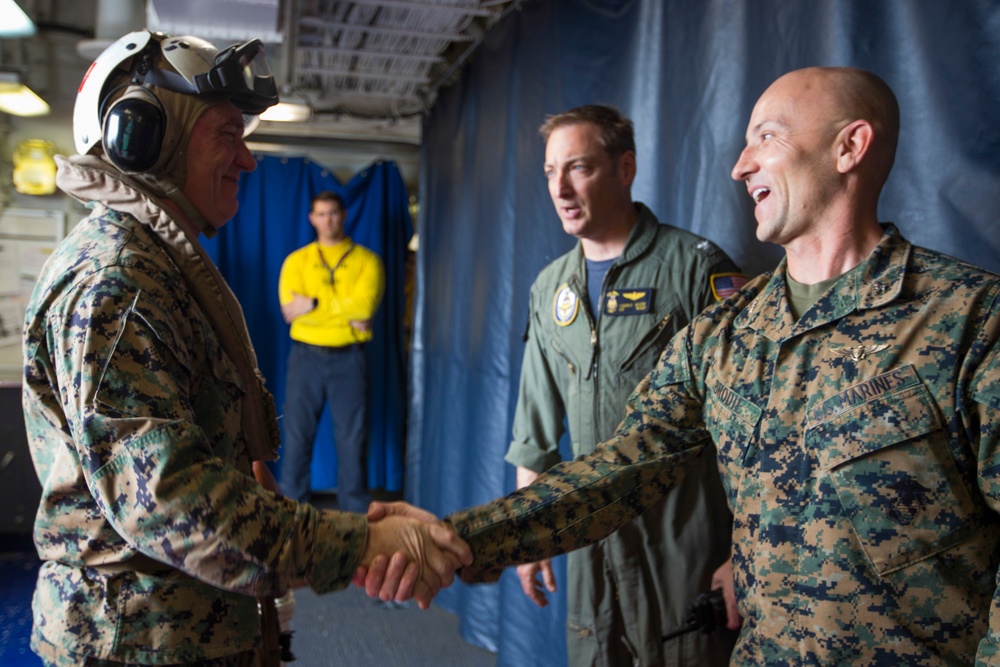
[13,139,57,195]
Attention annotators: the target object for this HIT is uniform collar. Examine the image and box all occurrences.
[315,237,354,253]
[572,202,658,275]
[738,223,910,342]
[54,154,282,462]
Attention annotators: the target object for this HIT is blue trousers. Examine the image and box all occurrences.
[280,341,370,513]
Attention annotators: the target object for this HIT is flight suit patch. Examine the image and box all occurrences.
[604,288,652,316]
[553,283,579,326]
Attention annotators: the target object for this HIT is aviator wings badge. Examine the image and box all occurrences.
[832,343,890,362]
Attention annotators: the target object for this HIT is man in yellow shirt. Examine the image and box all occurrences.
[278,191,386,512]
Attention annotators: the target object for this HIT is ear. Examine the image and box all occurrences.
[617,150,637,187]
[834,119,874,175]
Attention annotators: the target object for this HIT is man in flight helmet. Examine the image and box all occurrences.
[22,30,471,667]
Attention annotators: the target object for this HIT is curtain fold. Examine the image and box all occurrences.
[205,155,412,493]
[411,0,1000,665]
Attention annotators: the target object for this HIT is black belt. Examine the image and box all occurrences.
[295,341,363,354]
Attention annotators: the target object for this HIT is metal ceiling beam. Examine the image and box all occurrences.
[299,66,430,84]
[309,88,425,102]
[299,17,474,41]
[249,133,420,155]
[298,45,445,64]
[343,0,496,17]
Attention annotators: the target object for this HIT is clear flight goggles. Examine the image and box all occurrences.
[143,36,279,115]
[193,39,278,114]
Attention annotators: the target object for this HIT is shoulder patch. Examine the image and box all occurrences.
[552,283,579,326]
[710,273,748,301]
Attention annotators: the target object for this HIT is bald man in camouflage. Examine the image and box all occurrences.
[365,66,1000,664]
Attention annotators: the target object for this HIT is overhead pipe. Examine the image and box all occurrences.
[76,0,146,61]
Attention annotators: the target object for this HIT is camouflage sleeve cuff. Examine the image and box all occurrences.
[306,508,368,594]
[504,440,561,472]
[445,509,507,584]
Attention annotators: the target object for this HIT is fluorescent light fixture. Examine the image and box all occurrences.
[0,0,36,37]
[0,71,50,117]
[260,102,312,123]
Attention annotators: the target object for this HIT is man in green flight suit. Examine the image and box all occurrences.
[508,105,744,666]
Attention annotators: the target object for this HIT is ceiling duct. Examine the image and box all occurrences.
[147,0,282,44]
[76,0,146,61]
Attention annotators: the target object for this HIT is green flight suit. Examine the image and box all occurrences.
[505,204,742,666]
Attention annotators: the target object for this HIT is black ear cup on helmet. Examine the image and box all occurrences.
[102,85,166,173]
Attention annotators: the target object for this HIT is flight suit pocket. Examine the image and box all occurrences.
[550,337,584,450]
[616,310,677,391]
[807,380,977,576]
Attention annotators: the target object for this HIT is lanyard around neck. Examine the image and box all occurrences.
[317,241,354,286]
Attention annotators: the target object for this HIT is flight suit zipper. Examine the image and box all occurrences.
[591,264,619,439]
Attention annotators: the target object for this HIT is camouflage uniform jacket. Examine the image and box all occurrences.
[450,224,1000,665]
[23,156,368,664]
[505,204,739,663]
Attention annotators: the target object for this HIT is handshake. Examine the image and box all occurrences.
[352,502,473,610]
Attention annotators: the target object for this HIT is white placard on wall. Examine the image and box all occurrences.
[0,208,66,379]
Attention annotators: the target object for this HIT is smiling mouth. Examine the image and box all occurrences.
[752,187,770,203]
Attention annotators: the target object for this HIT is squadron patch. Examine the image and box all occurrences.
[710,273,748,301]
[604,288,653,316]
[553,284,579,326]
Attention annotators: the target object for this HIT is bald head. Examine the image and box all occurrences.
[769,67,899,187]
[732,67,899,250]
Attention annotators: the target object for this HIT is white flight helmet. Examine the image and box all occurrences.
[73,30,278,174]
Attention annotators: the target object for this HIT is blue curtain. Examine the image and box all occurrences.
[204,155,413,493]
[410,0,1000,665]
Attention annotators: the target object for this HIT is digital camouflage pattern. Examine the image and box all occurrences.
[449,224,1000,665]
[506,204,738,665]
[23,157,368,665]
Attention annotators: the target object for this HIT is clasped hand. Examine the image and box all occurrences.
[354,502,472,610]
[281,293,316,324]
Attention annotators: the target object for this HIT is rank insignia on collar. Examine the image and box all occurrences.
[831,343,890,362]
[553,284,579,326]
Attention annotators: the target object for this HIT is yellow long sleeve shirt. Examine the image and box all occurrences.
[278,238,385,347]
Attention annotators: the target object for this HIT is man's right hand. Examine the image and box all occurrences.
[281,293,316,323]
[517,559,557,607]
[710,556,743,631]
[357,503,472,610]
[511,466,557,605]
